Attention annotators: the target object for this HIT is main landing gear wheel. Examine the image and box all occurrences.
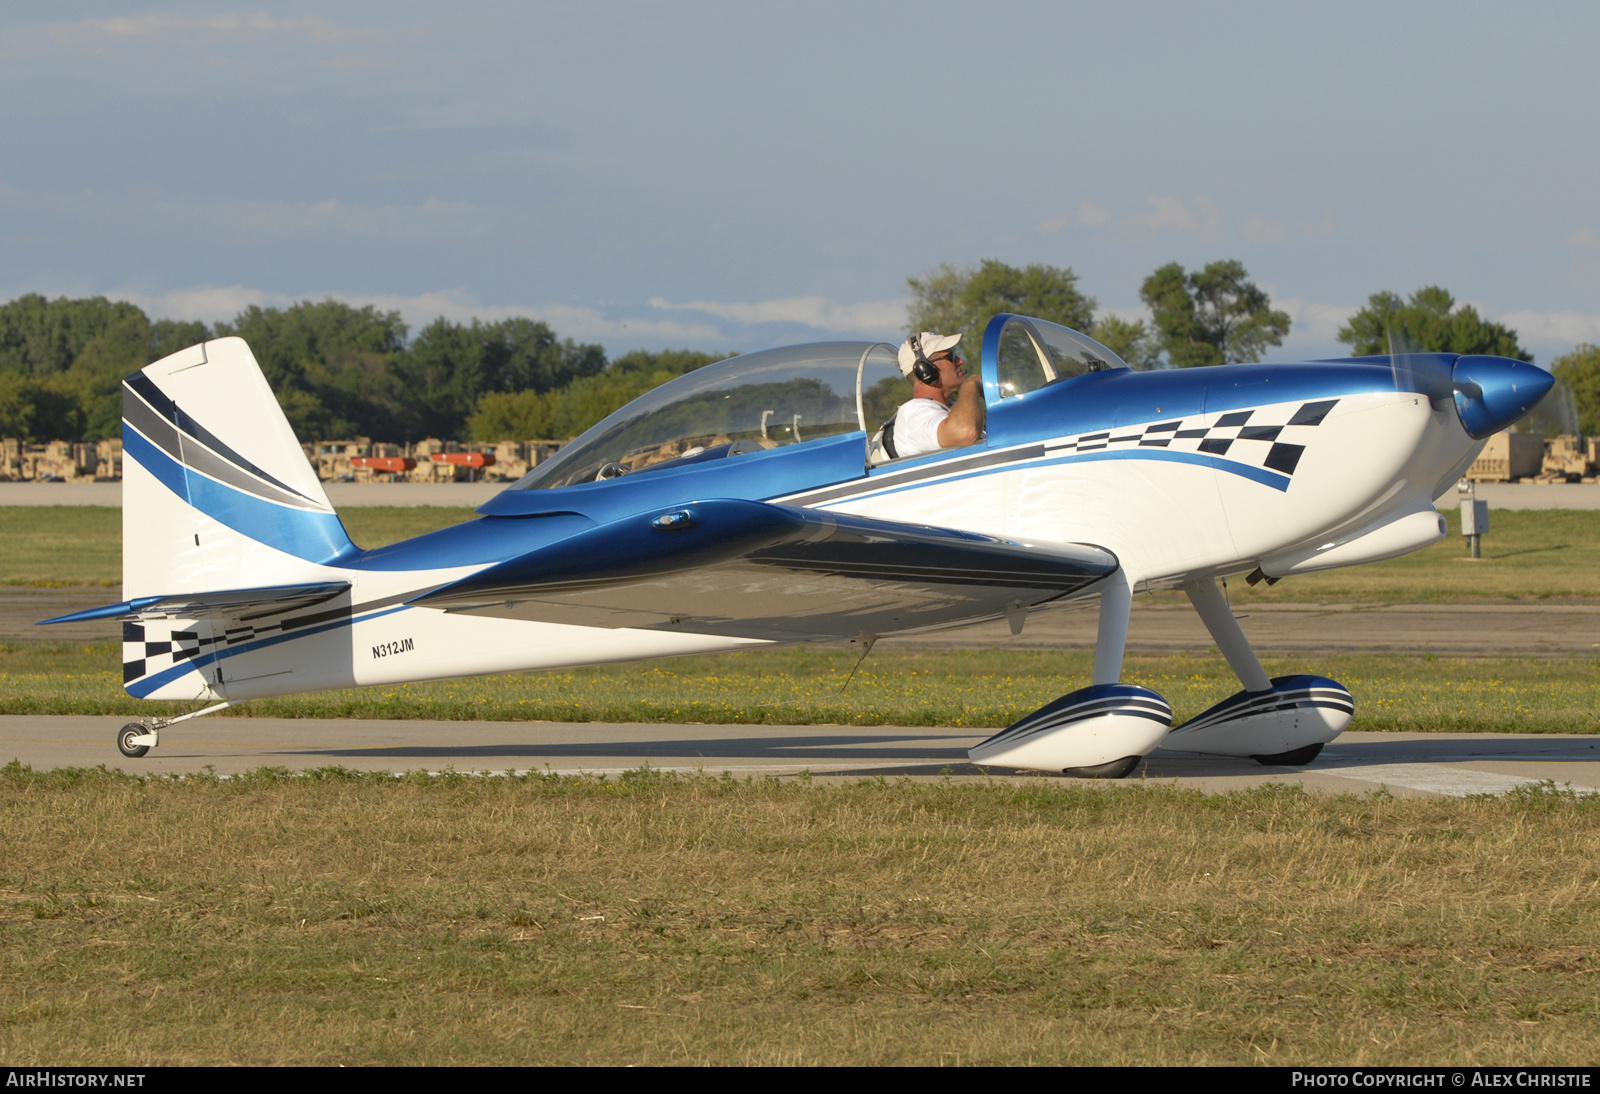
[1062,755,1142,780]
[1250,742,1324,767]
[117,723,150,759]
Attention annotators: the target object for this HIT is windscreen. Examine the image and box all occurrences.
[991,316,1132,399]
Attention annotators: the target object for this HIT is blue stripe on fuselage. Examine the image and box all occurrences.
[831,446,1290,507]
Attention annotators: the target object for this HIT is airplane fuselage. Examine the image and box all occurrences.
[119,357,1479,703]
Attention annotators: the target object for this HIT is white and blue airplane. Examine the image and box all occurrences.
[45,314,1551,775]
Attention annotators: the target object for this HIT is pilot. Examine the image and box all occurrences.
[886,331,985,459]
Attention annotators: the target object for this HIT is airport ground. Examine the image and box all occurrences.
[2,485,1598,792]
[4,763,1598,1065]
[3,491,1599,1064]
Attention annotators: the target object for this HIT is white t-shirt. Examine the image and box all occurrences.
[894,397,952,458]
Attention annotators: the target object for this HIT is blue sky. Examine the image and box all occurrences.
[4,2,1598,363]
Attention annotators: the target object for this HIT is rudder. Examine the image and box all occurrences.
[121,338,355,599]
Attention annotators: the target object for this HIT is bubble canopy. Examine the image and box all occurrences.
[514,341,902,490]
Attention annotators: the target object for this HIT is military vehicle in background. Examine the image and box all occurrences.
[1464,429,1597,484]
[297,437,567,484]
[0,438,122,482]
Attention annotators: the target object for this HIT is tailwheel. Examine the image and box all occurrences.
[117,723,151,759]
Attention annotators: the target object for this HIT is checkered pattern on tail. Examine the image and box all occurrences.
[121,618,259,686]
[1044,398,1338,479]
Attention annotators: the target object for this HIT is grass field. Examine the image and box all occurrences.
[3,504,1599,603]
[4,641,1597,733]
[3,765,1598,1065]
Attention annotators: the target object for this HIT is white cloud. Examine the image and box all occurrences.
[1077,200,1113,227]
[1240,213,1287,244]
[1192,196,1225,243]
[122,284,286,322]
[648,295,907,334]
[81,12,375,44]
[1127,195,1225,242]
[1301,211,1340,239]
[1095,306,1152,326]
[1492,308,1600,348]
[1037,201,1112,235]
[1130,195,1197,234]
[1272,297,1360,342]
[104,285,727,345]
[1566,227,1597,249]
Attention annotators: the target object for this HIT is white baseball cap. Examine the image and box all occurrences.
[897,331,964,376]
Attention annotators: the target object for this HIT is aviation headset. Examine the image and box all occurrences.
[906,333,945,386]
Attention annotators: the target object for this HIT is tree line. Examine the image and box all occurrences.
[2,265,1596,446]
[0,294,722,445]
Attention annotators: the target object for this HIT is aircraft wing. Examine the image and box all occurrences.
[410,498,1117,639]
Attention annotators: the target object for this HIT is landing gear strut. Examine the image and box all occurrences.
[113,701,233,759]
[969,571,1172,777]
[1167,578,1353,763]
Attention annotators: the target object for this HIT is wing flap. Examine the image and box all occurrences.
[410,499,1117,639]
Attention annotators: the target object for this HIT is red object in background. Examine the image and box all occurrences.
[350,456,417,472]
[429,452,495,467]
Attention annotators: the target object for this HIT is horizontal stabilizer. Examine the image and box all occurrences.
[410,499,1117,639]
[39,581,351,625]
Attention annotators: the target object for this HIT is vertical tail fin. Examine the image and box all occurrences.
[121,337,356,598]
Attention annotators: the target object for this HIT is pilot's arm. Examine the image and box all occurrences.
[936,377,985,448]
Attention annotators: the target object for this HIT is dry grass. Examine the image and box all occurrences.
[2,766,1598,1065]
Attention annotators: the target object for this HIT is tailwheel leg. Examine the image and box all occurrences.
[113,701,234,760]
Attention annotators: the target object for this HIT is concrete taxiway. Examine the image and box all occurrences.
[4,716,1597,799]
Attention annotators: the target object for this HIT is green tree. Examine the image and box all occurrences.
[0,295,209,441]
[0,294,151,378]
[547,349,724,439]
[1140,260,1290,367]
[149,319,210,363]
[1336,287,1529,361]
[405,317,604,440]
[907,260,1096,355]
[468,390,557,442]
[1551,344,1600,438]
[215,300,410,441]
[0,371,35,438]
[471,349,725,442]
[1089,315,1161,368]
